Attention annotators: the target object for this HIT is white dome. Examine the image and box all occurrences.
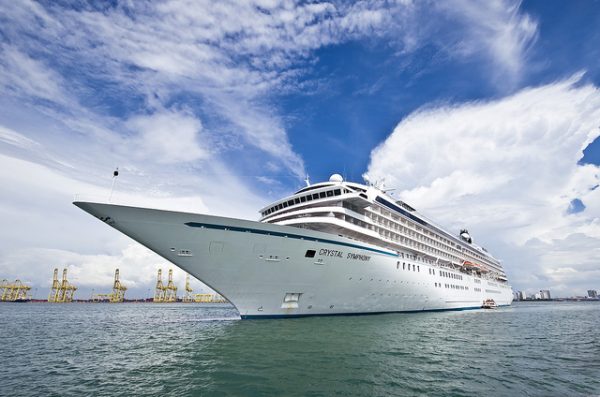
[329,173,343,183]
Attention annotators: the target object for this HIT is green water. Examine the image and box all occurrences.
[1,301,598,396]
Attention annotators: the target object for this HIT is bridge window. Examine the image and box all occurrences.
[319,192,326,198]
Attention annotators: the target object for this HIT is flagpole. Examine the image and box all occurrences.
[109,167,119,202]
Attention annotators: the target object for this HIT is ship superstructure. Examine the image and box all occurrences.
[75,174,512,318]
[258,174,508,283]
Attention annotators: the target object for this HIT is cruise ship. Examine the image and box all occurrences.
[74,174,513,318]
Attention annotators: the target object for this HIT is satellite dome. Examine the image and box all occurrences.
[329,173,343,183]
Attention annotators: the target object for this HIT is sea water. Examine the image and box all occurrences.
[1,301,598,396]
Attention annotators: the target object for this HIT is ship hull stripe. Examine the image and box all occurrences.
[240,305,513,319]
[184,221,398,257]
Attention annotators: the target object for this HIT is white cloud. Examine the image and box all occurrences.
[366,75,600,296]
[0,125,40,150]
[0,45,69,104]
[126,110,208,164]
[438,0,538,87]
[0,1,539,178]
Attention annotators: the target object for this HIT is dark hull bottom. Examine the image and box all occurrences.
[241,304,511,319]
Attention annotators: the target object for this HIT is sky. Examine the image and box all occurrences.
[1,0,600,299]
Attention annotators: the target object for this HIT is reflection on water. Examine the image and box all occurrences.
[1,302,599,396]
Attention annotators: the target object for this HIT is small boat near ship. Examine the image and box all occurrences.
[481,299,497,309]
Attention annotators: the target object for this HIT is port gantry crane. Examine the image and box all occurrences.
[92,268,127,303]
[48,268,77,303]
[111,268,127,302]
[165,269,178,302]
[0,279,31,302]
[154,268,167,303]
[183,273,194,303]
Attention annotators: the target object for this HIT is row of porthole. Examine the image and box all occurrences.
[348,277,421,285]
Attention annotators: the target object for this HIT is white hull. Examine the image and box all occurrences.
[75,201,513,318]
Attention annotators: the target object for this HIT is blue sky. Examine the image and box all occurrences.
[1,0,600,298]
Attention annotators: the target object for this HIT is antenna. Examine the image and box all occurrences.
[304,174,311,187]
[108,167,119,202]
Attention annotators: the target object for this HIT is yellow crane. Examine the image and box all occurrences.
[165,269,178,302]
[181,273,228,303]
[0,279,7,300]
[183,273,194,303]
[92,269,127,303]
[154,268,167,302]
[110,268,127,303]
[48,268,60,302]
[0,279,31,301]
[48,268,77,303]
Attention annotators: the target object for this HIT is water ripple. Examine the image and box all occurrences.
[1,301,599,396]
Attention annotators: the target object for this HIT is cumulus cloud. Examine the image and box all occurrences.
[126,110,208,164]
[366,75,600,296]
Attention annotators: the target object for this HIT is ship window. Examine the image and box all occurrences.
[283,202,288,208]
[300,196,306,203]
[412,264,415,271]
[305,250,316,258]
[334,189,341,196]
[326,190,333,197]
[318,192,326,198]
[403,262,405,270]
[433,270,435,275]
[313,193,319,200]
[288,200,294,206]
[294,198,300,204]
[417,266,420,272]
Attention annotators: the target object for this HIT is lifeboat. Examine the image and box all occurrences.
[462,260,482,270]
[462,260,475,268]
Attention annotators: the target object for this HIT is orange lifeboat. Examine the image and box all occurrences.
[462,260,477,269]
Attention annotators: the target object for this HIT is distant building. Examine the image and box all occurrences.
[519,291,527,301]
[534,292,542,300]
[588,290,598,299]
[540,290,551,300]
